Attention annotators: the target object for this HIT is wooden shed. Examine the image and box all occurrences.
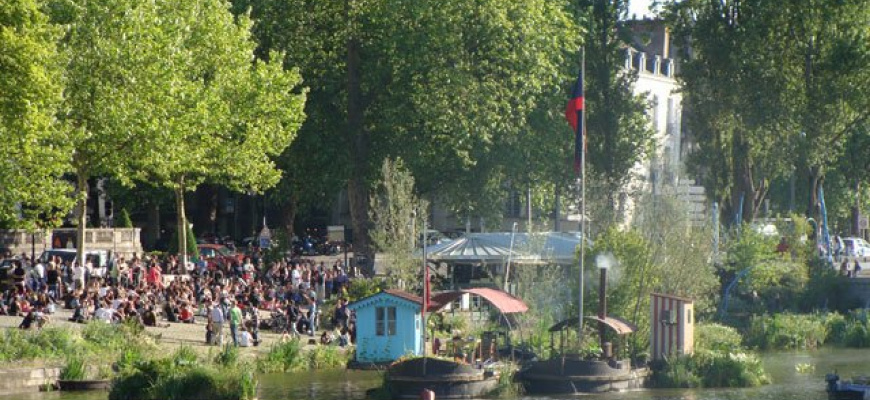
[650,293,694,360]
[348,290,427,363]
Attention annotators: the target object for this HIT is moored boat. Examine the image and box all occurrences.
[826,372,870,400]
[386,357,499,399]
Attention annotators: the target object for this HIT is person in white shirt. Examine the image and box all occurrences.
[210,302,225,346]
[238,327,257,347]
[94,302,116,323]
[72,262,85,292]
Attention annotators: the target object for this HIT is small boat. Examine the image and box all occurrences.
[515,266,650,394]
[516,354,649,394]
[386,357,499,399]
[826,373,870,400]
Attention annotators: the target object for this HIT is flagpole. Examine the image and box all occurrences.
[422,221,428,375]
[578,47,586,346]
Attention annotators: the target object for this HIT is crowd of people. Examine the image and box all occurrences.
[0,249,358,348]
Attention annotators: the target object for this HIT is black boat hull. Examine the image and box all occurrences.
[516,358,649,394]
[386,358,500,399]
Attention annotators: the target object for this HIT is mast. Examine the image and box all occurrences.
[578,47,586,346]
[422,221,429,374]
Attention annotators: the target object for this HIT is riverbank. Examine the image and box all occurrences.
[0,307,329,362]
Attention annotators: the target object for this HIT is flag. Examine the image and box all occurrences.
[565,69,584,175]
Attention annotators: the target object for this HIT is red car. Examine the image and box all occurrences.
[197,244,243,270]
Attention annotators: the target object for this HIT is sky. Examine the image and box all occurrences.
[628,0,657,19]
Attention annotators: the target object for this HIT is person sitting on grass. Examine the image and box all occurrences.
[179,302,195,324]
[320,330,334,345]
[19,305,48,330]
[142,305,169,328]
[238,326,258,347]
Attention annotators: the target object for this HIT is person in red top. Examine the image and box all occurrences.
[179,302,195,323]
[147,263,163,289]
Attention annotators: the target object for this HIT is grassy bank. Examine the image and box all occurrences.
[651,323,770,388]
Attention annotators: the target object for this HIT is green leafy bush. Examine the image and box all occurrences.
[695,323,744,352]
[60,355,87,380]
[745,313,829,350]
[652,350,770,388]
[257,340,303,373]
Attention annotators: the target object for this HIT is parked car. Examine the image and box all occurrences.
[39,249,110,277]
[842,237,870,260]
[197,244,243,269]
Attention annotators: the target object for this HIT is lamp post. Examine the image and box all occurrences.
[503,222,518,293]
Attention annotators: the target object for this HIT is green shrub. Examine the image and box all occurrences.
[257,340,303,373]
[652,350,770,388]
[745,313,828,350]
[110,356,256,400]
[60,356,87,381]
[215,345,240,367]
[306,345,349,370]
[695,323,744,352]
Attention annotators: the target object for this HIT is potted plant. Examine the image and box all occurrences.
[57,355,112,391]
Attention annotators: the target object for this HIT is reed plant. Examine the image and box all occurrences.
[59,355,87,381]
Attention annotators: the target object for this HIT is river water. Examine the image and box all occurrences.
[5,348,867,400]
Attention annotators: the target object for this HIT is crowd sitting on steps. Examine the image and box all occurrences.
[0,250,357,348]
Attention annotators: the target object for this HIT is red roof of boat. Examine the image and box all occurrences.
[430,287,529,314]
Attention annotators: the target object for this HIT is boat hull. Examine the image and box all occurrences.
[386,358,499,400]
[516,357,649,394]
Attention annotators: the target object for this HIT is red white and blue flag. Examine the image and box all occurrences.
[565,70,584,175]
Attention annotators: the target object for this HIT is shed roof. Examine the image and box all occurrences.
[430,287,529,314]
[347,289,442,312]
[548,315,637,335]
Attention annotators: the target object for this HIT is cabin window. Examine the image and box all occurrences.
[376,306,398,336]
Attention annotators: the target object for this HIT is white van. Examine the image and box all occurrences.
[39,249,110,277]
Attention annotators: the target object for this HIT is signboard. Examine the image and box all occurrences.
[860,215,869,230]
[327,225,345,242]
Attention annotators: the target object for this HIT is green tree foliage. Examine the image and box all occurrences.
[117,208,132,228]
[71,0,310,264]
[369,158,427,288]
[581,0,655,224]
[0,0,72,229]
[231,0,580,258]
[665,0,870,223]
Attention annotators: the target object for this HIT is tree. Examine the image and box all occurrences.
[0,0,72,229]
[232,0,579,259]
[107,0,308,266]
[369,158,427,287]
[582,0,655,225]
[665,0,870,224]
[56,0,159,266]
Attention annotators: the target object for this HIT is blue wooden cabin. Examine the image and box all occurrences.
[348,290,425,363]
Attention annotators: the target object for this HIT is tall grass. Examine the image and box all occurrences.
[652,350,770,388]
[59,355,87,381]
[744,313,830,350]
[257,339,350,372]
[110,347,257,400]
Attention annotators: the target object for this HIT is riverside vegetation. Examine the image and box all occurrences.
[0,321,350,400]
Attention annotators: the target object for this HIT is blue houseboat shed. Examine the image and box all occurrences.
[349,288,528,364]
[348,290,436,363]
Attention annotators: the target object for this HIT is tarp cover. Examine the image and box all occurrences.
[430,287,529,314]
[548,316,637,335]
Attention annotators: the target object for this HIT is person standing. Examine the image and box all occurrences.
[228,300,242,346]
[210,301,225,346]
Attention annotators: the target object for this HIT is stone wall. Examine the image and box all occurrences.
[0,366,61,395]
[0,228,143,258]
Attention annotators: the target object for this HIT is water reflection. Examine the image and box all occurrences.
[4,348,868,400]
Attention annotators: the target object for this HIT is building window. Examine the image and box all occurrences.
[376,306,397,336]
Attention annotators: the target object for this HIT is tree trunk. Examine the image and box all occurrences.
[175,179,188,269]
[853,178,861,235]
[346,0,372,261]
[195,184,218,236]
[280,194,298,248]
[76,173,88,270]
[145,201,160,249]
[807,166,821,221]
